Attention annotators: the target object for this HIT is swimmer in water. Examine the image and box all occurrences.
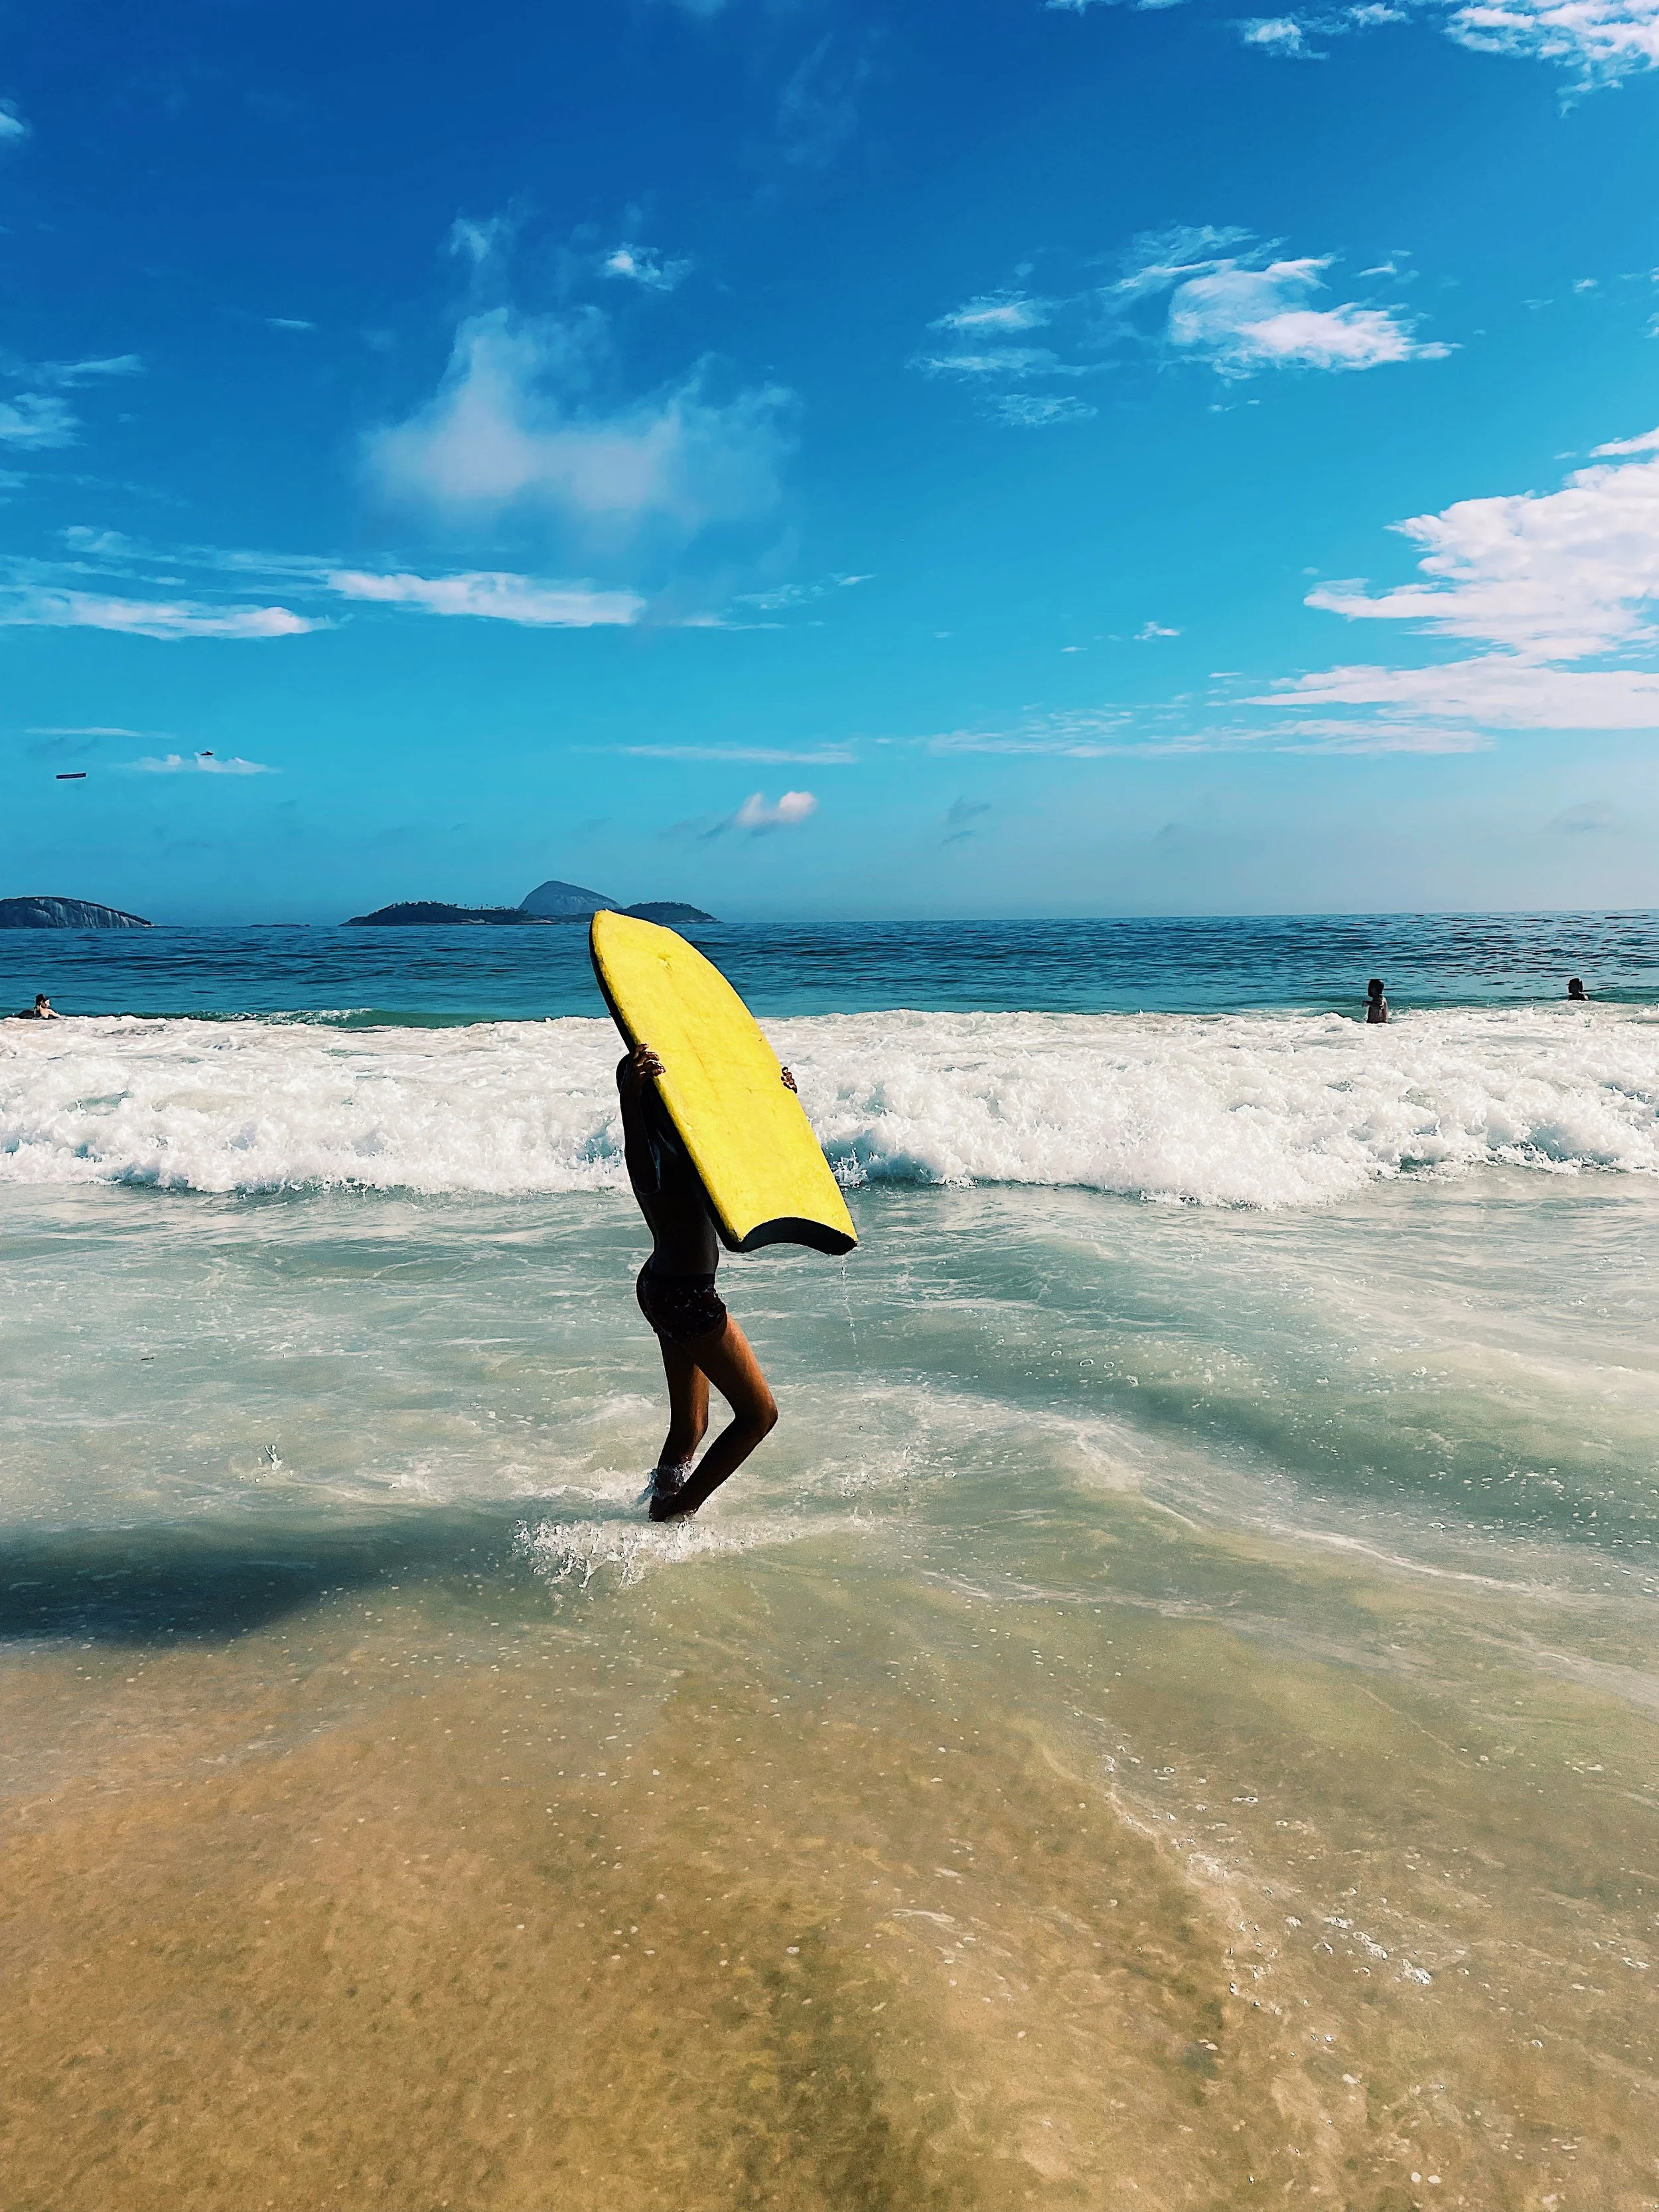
[1567,977,1588,1001]
[617,1039,785,1520]
[13,994,60,1020]
[1364,978,1388,1025]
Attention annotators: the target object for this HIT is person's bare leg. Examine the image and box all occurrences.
[648,1316,776,1520]
[656,1335,709,1473]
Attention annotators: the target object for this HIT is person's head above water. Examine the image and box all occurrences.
[35,994,50,1008]
[1567,977,1587,1000]
[1367,978,1384,999]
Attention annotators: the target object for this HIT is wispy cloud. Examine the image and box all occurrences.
[1137,619,1181,638]
[1116,230,1451,375]
[1233,0,1659,89]
[995,394,1098,425]
[1238,16,1315,50]
[1267,717,1495,753]
[602,244,692,292]
[776,33,875,171]
[622,745,855,764]
[364,303,794,550]
[39,355,144,386]
[0,354,143,453]
[0,102,28,143]
[266,317,317,332]
[919,228,1447,422]
[930,293,1054,336]
[0,585,315,639]
[328,568,644,626]
[916,344,1078,380]
[730,572,873,615]
[0,395,77,448]
[127,751,277,775]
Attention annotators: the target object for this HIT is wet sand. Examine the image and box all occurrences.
[8,1498,1657,2211]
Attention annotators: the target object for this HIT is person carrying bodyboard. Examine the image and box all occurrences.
[591,912,856,1521]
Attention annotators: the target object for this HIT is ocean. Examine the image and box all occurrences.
[5,912,1658,2210]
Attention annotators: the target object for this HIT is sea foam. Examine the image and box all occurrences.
[2,1005,1656,1209]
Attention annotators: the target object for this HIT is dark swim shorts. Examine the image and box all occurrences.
[636,1265,728,1347]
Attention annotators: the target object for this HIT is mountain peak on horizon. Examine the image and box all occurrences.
[520,878,614,919]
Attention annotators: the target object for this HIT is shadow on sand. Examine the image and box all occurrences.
[0,1505,542,1645]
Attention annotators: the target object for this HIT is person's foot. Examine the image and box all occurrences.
[648,1481,699,1523]
[640,1459,693,1514]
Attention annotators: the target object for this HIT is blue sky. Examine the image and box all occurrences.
[3,0,1658,921]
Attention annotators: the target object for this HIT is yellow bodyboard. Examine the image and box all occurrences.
[590,911,857,1257]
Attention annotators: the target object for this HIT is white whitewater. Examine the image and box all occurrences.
[3,1003,1656,1207]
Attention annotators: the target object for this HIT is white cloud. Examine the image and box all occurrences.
[267,317,317,333]
[602,244,692,292]
[1259,657,1659,727]
[893,423,1659,759]
[1236,0,1659,87]
[1301,436,1659,658]
[1593,426,1659,455]
[0,394,78,448]
[930,294,1053,335]
[733,789,818,828]
[1137,619,1181,638]
[327,568,644,626]
[1251,429,1659,742]
[1239,16,1324,51]
[364,307,794,546]
[1441,0,1659,86]
[127,752,276,775]
[0,102,27,142]
[923,228,1447,420]
[915,345,1076,380]
[0,587,314,639]
[1161,254,1450,374]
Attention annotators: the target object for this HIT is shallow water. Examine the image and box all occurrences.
[5,1171,1658,2207]
[4,916,1658,2205]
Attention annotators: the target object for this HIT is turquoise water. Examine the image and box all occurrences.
[5,914,1659,2205]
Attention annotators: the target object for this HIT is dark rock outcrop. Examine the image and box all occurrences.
[520,877,615,919]
[0,895,152,928]
[622,901,719,924]
[343,902,557,927]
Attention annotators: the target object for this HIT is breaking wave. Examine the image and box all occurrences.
[3,1004,1656,1209]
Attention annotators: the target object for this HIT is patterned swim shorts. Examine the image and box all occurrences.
[636,1266,728,1347]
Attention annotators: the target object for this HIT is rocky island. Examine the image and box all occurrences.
[346,884,719,926]
[0,895,153,928]
[344,903,558,927]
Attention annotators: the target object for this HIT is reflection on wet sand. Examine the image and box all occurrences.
[7,1514,1656,2211]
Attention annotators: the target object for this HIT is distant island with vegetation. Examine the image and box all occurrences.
[345,880,717,926]
[1,879,717,929]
